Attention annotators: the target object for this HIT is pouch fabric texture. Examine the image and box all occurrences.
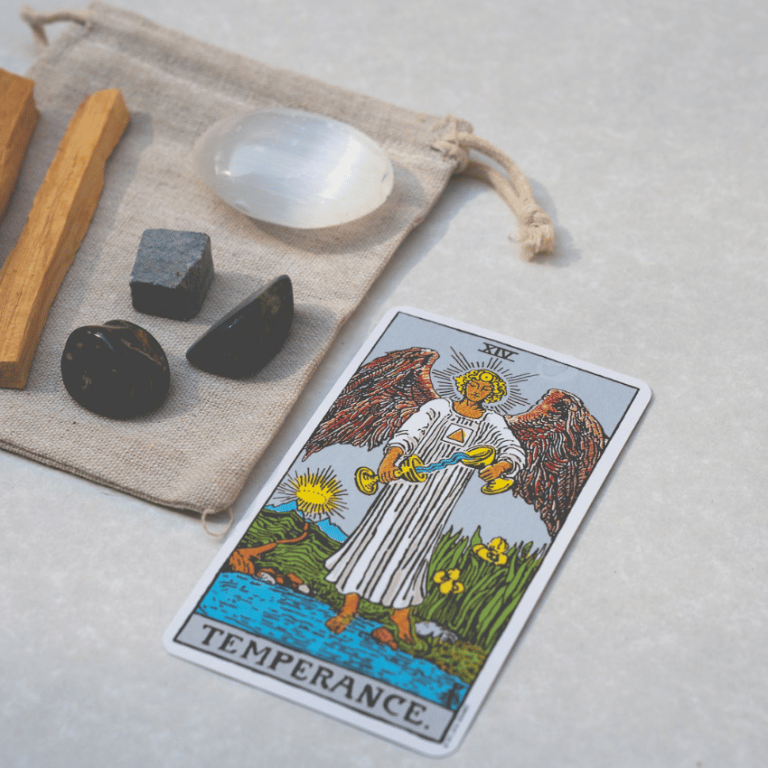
[0,2,474,514]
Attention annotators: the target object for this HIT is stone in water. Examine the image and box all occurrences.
[192,108,394,229]
[61,320,170,418]
[186,275,293,379]
[130,229,214,320]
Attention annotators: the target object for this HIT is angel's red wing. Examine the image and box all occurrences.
[506,389,607,538]
[302,348,440,459]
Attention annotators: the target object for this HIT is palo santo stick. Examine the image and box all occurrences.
[0,68,38,219]
[0,89,130,389]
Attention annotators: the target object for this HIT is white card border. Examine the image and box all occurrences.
[164,306,651,757]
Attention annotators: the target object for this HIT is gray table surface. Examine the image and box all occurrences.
[1,1,766,766]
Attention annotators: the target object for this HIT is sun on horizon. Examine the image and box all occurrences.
[274,466,348,520]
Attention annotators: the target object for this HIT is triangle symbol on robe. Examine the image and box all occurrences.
[448,428,466,443]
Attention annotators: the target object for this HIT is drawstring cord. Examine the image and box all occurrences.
[432,122,555,257]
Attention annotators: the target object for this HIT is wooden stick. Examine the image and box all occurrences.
[0,89,130,389]
[0,68,38,220]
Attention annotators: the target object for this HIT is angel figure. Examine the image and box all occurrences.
[303,348,607,648]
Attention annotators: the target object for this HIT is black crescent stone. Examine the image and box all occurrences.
[185,275,293,379]
[60,320,171,419]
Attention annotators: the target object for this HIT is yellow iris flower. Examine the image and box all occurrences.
[433,568,465,594]
[472,536,510,565]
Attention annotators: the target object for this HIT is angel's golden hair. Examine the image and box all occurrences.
[454,369,507,404]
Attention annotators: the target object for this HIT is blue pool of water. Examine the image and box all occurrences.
[197,572,468,709]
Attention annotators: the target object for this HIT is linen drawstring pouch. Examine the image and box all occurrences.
[0,2,553,521]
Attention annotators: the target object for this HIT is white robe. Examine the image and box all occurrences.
[325,399,525,609]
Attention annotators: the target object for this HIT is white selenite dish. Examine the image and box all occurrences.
[191,108,395,229]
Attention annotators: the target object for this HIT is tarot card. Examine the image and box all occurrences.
[164,307,650,756]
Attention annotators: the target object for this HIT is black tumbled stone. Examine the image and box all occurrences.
[186,275,293,379]
[130,229,214,320]
[61,320,170,418]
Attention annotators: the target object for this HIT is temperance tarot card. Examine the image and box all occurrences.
[164,307,651,756]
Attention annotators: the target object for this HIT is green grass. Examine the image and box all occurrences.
[417,527,546,654]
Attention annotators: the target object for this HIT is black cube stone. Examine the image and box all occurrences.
[130,229,214,320]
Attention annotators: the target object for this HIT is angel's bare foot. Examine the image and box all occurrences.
[326,613,354,634]
[391,607,414,645]
[325,593,360,634]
